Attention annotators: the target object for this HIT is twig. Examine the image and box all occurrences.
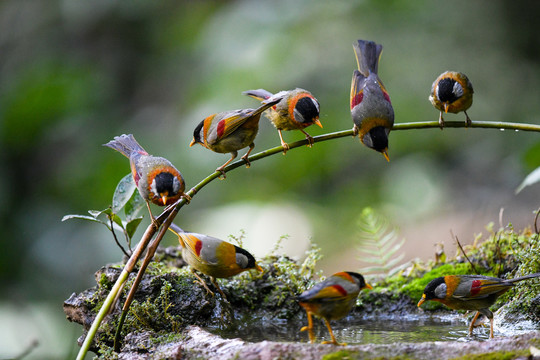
[76,119,540,359]
[108,213,130,258]
[75,208,173,360]
[534,207,540,235]
[114,203,181,350]
[451,230,479,274]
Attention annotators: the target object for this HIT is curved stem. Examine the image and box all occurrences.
[180,120,540,197]
[76,119,539,359]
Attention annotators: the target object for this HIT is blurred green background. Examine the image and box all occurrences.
[1,0,540,358]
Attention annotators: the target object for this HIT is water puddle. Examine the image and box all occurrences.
[206,314,497,344]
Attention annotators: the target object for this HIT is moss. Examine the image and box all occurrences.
[321,350,359,360]
[71,222,540,358]
[449,349,530,360]
[322,350,413,360]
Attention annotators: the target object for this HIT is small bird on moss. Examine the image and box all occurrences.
[190,97,282,177]
[242,88,322,154]
[104,134,190,220]
[297,271,372,345]
[429,71,474,129]
[417,272,540,338]
[350,39,394,162]
[169,223,262,300]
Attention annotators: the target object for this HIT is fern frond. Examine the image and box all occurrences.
[356,207,406,276]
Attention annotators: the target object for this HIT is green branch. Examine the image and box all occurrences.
[75,119,539,359]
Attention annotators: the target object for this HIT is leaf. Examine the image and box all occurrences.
[516,166,540,194]
[126,217,143,239]
[112,173,137,213]
[62,214,105,224]
[125,189,146,221]
[110,213,125,230]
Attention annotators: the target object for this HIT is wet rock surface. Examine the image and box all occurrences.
[64,246,540,359]
[115,326,540,360]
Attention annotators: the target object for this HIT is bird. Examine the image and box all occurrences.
[417,272,540,338]
[190,97,283,177]
[429,71,474,129]
[297,271,372,345]
[104,134,190,220]
[242,88,322,154]
[350,39,394,162]
[169,223,262,299]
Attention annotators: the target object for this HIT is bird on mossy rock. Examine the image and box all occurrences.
[169,223,262,300]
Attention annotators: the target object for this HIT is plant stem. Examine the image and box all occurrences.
[76,209,171,360]
[76,119,540,359]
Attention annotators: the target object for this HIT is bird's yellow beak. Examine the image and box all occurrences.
[417,294,426,307]
[189,138,196,147]
[255,263,263,273]
[443,103,449,113]
[314,118,323,128]
[365,283,373,290]
[382,149,390,162]
[161,195,168,206]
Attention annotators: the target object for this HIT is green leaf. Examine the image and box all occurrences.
[110,213,125,230]
[125,189,146,221]
[62,214,105,224]
[112,173,137,213]
[516,166,540,194]
[125,217,143,239]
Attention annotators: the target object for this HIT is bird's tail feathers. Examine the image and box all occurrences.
[507,272,540,283]
[169,223,186,235]
[353,39,383,76]
[242,88,273,101]
[103,134,147,158]
[253,96,282,116]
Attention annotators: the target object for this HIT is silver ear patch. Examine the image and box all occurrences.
[434,283,447,299]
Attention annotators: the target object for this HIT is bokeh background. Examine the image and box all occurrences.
[1,0,540,358]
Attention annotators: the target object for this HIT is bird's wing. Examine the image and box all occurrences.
[350,70,367,109]
[205,110,252,144]
[453,277,513,300]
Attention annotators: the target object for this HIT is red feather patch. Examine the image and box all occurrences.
[351,92,364,109]
[383,91,391,103]
[217,119,226,138]
[470,279,482,296]
[195,239,203,257]
[331,284,347,296]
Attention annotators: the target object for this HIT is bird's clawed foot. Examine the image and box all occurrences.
[464,111,472,127]
[281,142,290,155]
[215,167,227,180]
[439,113,445,130]
[352,124,359,137]
[182,193,192,204]
[241,153,251,168]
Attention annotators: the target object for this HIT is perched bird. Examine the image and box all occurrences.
[242,88,322,154]
[104,134,190,219]
[418,273,540,338]
[297,271,372,345]
[190,97,282,177]
[169,223,262,299]
[350,39,394,162]
[429,71,474,129]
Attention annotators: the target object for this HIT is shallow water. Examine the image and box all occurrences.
[207,314,495,344]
